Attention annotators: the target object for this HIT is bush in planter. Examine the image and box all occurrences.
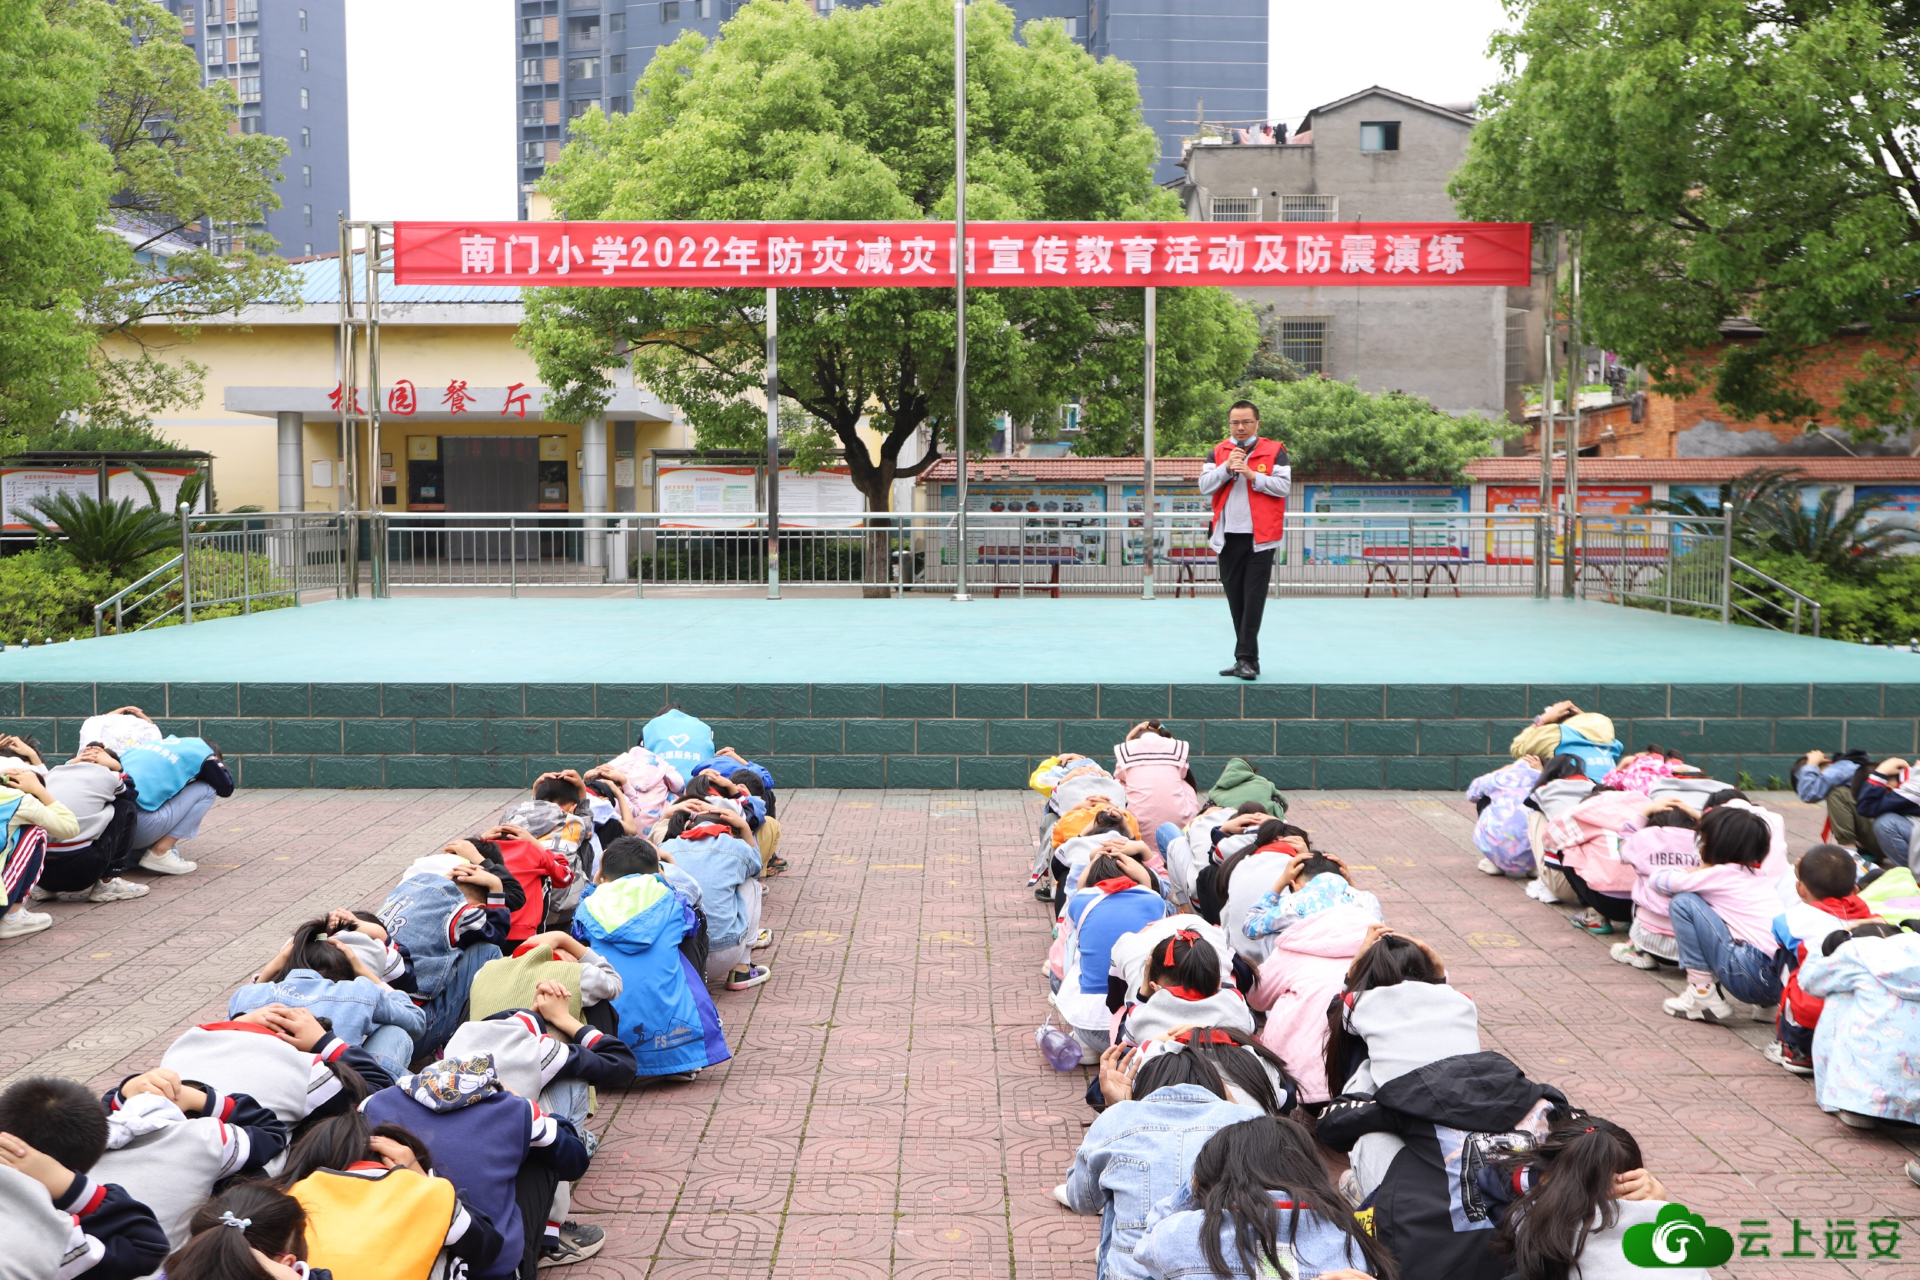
[0,548,116,642]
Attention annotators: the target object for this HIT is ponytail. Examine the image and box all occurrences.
[1145,929,1221,998]
[1323,935,1444,1094]
[1495,1112,1643,1280]
[164,1183,308,1280]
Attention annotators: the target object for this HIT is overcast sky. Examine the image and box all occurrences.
[344,0,1512,221]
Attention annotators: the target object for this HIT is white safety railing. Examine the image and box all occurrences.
[94,511,352,635]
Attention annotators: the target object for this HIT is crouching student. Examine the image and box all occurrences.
[231,917,428,1078]
[1056,1048,1268,1280]
[1240,851,1382,940]
[1120,928,1254,1046]
[659,800,768,990]
[360,1053,589,1280]
[1112,722,1199,850]
[1651,804,1788,1023]
[1766,846,1876,1076]
[1610,798,1700,969]
[163,1183,326,1280]
[91,1067,289,1250]
[1056,852,1168,1058]
[149,1003,392,1133]
[377,841,517,1057]
[0,761,80,940]
[1485,1114,1703,1280]
[1797,921,1920,1130]
[0,1077,170,1280]
[27,742,143,906]
[572,837,732,1083]
[1244,905,1375,1105]
[446,980,637,1270]
[281,1112,503,1280]
[1133,1116,1396,1280]
[1465,755,1544,877]
[116,734,234,878]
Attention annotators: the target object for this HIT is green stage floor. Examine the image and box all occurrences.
[4,595,1914,685]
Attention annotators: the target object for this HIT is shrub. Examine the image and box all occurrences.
[0,548,115,642]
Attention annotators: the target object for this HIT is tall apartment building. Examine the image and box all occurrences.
[515,0,1265,212]
[169,0,350,256]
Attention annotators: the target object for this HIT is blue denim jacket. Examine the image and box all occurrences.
[228,970,426,1047]
[1133,1183,1372,1278]
[1064,1085,1262,1280]
[1794,759,1859,804]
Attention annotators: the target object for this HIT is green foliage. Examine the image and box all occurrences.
[1450,0,1920,439]
[1232,377,1522,481]
[523,0,1255,509]
[11,419,179,453]
[1646,467,1914,568]
[10,466,204,574]
[1732,550,1920,642]
[0,547,115,643]
[0,0,292,438]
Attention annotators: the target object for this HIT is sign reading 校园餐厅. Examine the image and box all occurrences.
[391,221,1533,290]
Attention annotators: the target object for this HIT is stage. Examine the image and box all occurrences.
[1,595,1914,789]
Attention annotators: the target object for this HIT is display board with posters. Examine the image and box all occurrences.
[1297,484,1471,564]
[656,464,758,528]
[936,483,1106,565]
[1484,484,1653,563]
[776,466,864,528]
[1850,486,1920,553]
[2,467,203,532]
[1668,481,1835,518]
[1119,484,1211,565]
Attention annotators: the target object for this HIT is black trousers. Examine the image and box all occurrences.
[1218,533,1276,664]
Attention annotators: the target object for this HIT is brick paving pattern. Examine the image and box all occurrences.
[3,788,1916,1277]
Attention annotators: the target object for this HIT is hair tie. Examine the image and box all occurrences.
[1582,1126,1597,1135]
[1160,929,1200,968]
[218,1212,252,1231]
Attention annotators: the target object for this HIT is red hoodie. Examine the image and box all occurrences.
[1785,894,1875,1029]
[495,837,574,943]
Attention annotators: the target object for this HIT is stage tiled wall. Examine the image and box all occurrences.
[6,681,1918,790]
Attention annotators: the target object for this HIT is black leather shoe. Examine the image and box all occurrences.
[1219,664,1242,677]
[1228,661,1258,680]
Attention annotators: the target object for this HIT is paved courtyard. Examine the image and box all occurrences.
[3,788,1917,1278]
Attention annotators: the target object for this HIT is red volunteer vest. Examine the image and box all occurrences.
[1208,436,1288,542]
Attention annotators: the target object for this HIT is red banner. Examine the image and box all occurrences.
[392,220,1532,289]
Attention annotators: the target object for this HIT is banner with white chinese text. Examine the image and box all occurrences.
[393,221,1532,289]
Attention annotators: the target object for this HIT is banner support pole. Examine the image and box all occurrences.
[951,0,972,602]
[1142,286,1157,601]
[766,287,780,600]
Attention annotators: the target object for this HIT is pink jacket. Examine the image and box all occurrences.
[596,747,684,825]
[1542,791,1647,895]
[1614,820,1700,936]
[1244,906,1374,1103]
[1113,734,1199,839]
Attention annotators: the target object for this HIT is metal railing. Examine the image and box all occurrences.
[1728,556,1823,637]
[93,510,352,636]
[359,509,1734,613]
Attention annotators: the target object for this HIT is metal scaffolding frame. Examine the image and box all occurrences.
[337,218,393,597]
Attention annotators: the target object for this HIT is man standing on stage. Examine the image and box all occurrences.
[1198,399,1290,680]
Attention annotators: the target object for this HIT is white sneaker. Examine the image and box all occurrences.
[751,929,772,950]
[1610,941,1657,970]
[1524,878,1561,905]
[0,910,52,939]
[1051,1184,1074,1209]
[1476,857,1503,876]
[88,878,150,903]
[138,850,197,876]
[27,885,51,903]
[1662,984,1733,1023]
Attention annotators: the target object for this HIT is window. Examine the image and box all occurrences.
[522,57,544,84]
[205,0,220,18]
[299,47,309,70]
[300,87,310,109]
[302,243,312,255]
[206,42,222,65]
[609,94,628,113]
[302,165,312,188]
[1359,120,1400,152]
[238,75,261,102]
[1506,308,1530,383]
[1059,16,1077,35]
[570,17,601,44]
[302,204,313,227]
[235,34,258,60]
[1280,194,1337,221]
[567,57,600,79]
[569,98,594,117]
[522,97,546,123]
[235,0,257,17]
[609,53,625,73]
[301,126,311,147]
[521,16,544,39]
[238,115,261,133]
[298,8,307,30]
[609,11,625,31]
[815,0,833,10]
[696,0,710,15]
[1279,320,1326,374]
[1208,196,1259,222]
[522,140,546,164]
[661,1,679,20]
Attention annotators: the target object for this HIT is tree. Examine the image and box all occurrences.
[522,0,1256,513]
[1450,0,1920,442]
[1233,377,1520,481]
[0,0,291,443]
[1646,466,1914,568]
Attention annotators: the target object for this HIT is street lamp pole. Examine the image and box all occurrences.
[951,0,972,601]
